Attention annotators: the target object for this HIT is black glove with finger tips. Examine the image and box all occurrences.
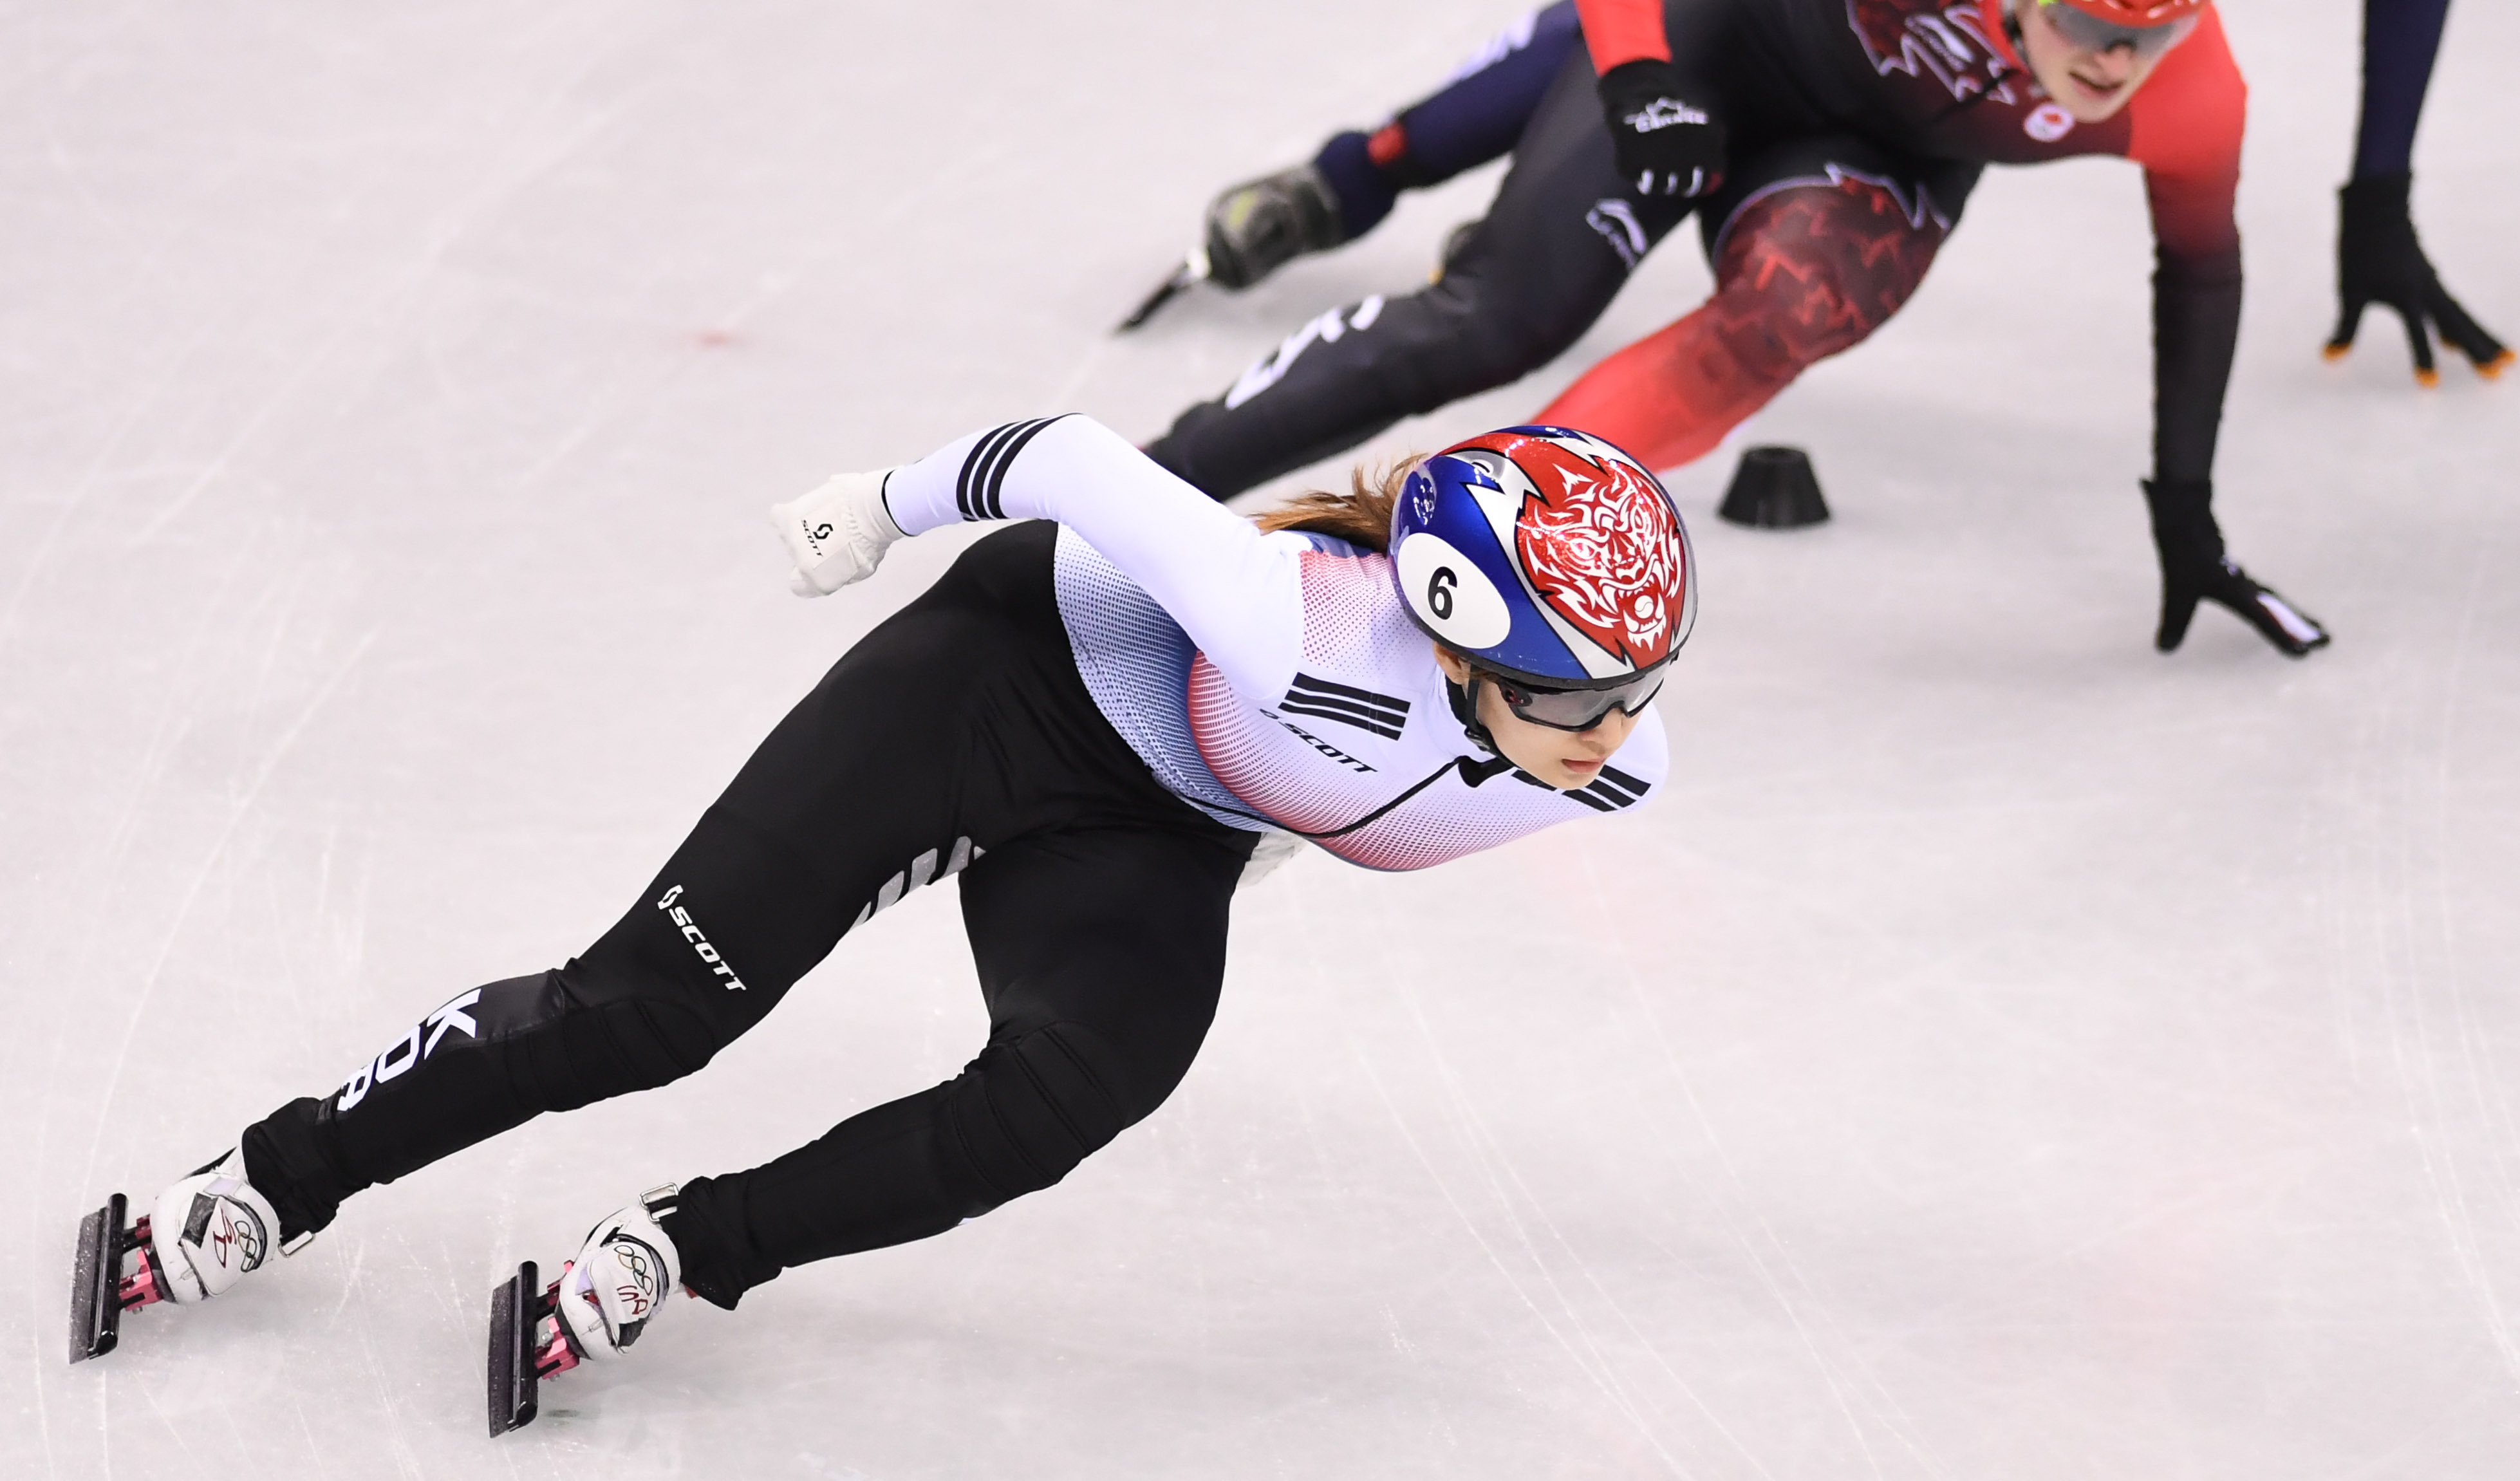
[1596,61,1724,200]
[2143,478,2331,659]
[2326,172,2512,384]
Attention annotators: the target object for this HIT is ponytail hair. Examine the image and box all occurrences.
[1251,457,1423,554]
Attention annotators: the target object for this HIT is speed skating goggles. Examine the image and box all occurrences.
[1486,667,1666,732]
[2034,1,2198,58]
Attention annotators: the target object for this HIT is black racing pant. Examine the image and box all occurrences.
[1146,26,1980,500]
[239,524,1258,1307]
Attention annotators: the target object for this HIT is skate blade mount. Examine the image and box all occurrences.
[69,1193,167,1363]
[1115,249,1209,333]
[488,1260,582,1436]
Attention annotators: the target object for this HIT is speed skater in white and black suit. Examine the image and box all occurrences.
[70,416,1695,1433]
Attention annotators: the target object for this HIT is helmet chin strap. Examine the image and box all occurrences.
[1445,672,1501,757]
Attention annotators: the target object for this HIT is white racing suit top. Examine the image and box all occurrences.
[881,415,1667,871]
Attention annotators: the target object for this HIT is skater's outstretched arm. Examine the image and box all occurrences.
[2127,37,2245,496]
[2131,23,2329,657]
[883,418,1307,699]
[781,416,1310,703]
[2326,0,2509,381]
[2355,0,2452,178]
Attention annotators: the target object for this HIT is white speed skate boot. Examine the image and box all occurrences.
[556,1187,684,1361]
[70,1147,303,1361]
[150,1148,287,1303]
[487,1184,685,1435]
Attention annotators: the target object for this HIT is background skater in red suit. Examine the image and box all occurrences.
[1139,0,2331,658]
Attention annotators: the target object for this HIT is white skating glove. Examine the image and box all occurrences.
[556,1186,684,1361]
[148,1148,286,1304]
[771,469,904,597]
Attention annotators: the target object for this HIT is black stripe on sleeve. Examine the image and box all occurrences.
[956,422,1021,522]
[975,416,1061,520]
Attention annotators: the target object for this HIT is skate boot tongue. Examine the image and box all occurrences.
[554,1186,684,1361]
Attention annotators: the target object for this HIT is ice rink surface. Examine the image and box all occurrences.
[5,1,2517,1475]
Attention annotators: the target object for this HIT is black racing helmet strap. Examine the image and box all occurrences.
[1446,673,1500,757]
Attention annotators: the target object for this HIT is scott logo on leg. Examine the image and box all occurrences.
[655,885,748,992]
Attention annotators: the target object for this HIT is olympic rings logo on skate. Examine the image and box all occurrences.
[608,1236,664,1314]
[212,1207,267,1272]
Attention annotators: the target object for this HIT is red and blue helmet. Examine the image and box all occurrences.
[1388,425,1695,690]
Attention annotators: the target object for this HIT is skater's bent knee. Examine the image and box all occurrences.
[532,995,721,1109]
[940,1023,1157,1203]
[1415,278,1592,398]
[1710,179,1946,376]
[454,969,727,1110]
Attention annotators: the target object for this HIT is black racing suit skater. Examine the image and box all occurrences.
[93,416,1682,1402]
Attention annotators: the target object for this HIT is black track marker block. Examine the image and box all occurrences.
[69,1195,127,1364]
[1719,445,1831,529]
[488,1260,540,1436]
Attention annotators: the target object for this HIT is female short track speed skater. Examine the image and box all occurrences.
[70,418,1693,1433]
[1129,0,2331,659]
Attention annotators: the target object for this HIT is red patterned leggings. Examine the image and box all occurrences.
[1541,162,1959,469]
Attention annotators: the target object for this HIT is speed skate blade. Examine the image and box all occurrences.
[69,1195,127,1363]
[487,1260,539,1436]
[1115,257,1202,333]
